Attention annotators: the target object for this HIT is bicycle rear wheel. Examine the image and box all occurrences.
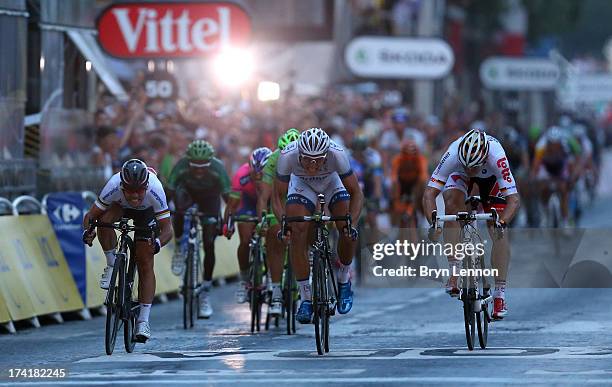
[476,303,488,349]
[105,258,122,355]
[463,288,476,351]
[313,251,328,355]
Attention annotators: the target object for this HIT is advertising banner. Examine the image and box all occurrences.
[45,192,87,303]
[480,57,560,90]
[97,2,251,58]
[345,37,454,79]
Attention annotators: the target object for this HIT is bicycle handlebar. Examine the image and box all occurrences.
[436,212,497,223]
[88,219,155,235]
[280,213,355,241]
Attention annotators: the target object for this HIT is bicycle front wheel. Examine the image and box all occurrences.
[183,246,194,329]
[283,250,297,335]
[124,243,137,353]
[313,251,328,355]
[105,259,122,355]
[249,250,262,333]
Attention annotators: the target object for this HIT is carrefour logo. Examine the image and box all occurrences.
[53,204,81,223]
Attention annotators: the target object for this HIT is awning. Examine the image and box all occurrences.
[66,30,129,102]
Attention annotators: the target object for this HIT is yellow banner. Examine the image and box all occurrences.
[0,288,12,323]
[15,216,84,312]
[156,240,181,294]
[0,217,55,320]
[214,235,240,279]
[85,239,107,308]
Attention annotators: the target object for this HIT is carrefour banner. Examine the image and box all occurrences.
[45,192,87,303]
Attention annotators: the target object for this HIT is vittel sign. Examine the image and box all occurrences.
[97,2,251,58]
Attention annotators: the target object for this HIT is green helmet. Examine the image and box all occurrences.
[186,140,214,161]
[277,128,300,150]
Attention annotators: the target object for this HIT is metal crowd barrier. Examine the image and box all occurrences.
[0,159,37,199]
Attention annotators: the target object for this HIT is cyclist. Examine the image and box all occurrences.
[167,140,231,319]
[223,147,274,310]
[349,136,383,246]
[390,138,428,233]
[82,159,173,342]
[530,126,578,228]
[257,128,301,315]
[272,128,363,324]
[422,129,521,320]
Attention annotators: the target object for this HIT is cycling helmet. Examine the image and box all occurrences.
[298,128,330,157]
[559,115,573,128]
[351,136,368,152]
[120,159,149,190]
[186,140,214,161]
[277,128,300,150]
[249,147,272,173]
[547,126,564,143]
[458,129,489,168]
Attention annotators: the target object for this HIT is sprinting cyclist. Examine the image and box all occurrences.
[423,129,520,320]
[272,128,363,324]
[223,147,276,311]
[257,129,301,314]
[83,159,173,341]
[167,140,231,319]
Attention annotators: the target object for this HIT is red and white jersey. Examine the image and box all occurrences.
[428,135,518,197]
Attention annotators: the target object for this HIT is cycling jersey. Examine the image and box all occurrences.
[95,172,170,221]
[277,140,353,211]
[392,153,427,185]
[262,148,282,186]
[350,148,383,199]
[166,157,231,196]
[230,163,257,216]
[276,140,353,190]
[429,135,518,197]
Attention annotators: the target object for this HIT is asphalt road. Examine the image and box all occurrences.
[1,197,612,386]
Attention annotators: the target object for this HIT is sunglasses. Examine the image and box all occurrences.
[299,154,327,164]
[189,161,211,168]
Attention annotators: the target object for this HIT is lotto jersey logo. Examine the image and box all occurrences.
[496,157,513,183]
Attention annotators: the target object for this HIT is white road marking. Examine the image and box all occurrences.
[3,376,612,385]
[75,346,612,363]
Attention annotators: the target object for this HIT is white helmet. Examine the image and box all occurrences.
[547,126,564,142]
[298,128,330,157]
[458,129,489,168]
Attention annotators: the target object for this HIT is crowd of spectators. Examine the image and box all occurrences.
[91,69,612,187]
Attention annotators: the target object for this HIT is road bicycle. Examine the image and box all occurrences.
[281,193,354,355]
[86,218,155,355]
[228,213,271,333]
[433,196,498,350]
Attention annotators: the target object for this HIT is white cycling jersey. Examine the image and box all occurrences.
[95,172,171,220]
[428,135,518,196]
[276,140,353,191]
